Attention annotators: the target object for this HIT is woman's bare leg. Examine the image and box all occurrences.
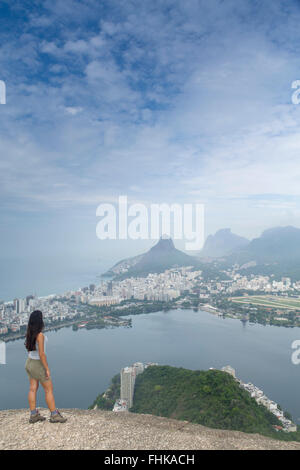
[28,378,39,411]
[41,378,56,412]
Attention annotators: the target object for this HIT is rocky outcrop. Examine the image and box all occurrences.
[0,409,300,450]
[105,237,200,279]
[199,228,249,258]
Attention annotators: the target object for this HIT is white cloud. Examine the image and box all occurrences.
[64,106,83,115]
[2,0,300,247]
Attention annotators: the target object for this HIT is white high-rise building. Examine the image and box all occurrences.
[120,367,136,409]
[117,362,157,411]
[14,298,26,314]
[19,299,26,313]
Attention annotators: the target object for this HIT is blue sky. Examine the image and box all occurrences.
[1,0,300,271]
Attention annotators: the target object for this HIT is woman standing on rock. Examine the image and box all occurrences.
[25,310,67,424]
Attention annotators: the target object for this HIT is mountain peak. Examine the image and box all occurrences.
[151,237,175,252]
[199,228,249,258]
[106,236,199,279]
[216,228,231,234]
[228,225,300,265]
[261,226,300,238]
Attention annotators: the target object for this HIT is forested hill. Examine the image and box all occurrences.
[130,365,299,441]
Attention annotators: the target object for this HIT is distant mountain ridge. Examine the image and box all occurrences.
[105,237,201,279]
[105,225,300,281]
[198,228,249,258]
[228,226,300,265]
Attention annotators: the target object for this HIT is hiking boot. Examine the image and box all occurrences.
[49,410,67,423]
[29,411,46,424]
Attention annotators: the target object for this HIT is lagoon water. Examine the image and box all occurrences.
[1,309,300,422]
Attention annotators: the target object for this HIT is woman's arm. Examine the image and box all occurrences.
[37,332,50,378]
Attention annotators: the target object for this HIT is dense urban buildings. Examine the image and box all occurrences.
[2,266,300,336]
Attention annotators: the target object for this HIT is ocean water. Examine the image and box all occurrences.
[0,256,110,302]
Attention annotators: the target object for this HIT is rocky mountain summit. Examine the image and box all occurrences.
[198,228,249,258]
[105,237,200,279]
[1,408,300,450]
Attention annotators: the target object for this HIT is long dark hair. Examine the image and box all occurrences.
[25,310,44,351]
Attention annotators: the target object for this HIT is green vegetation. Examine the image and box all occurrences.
[230,294,300,310]
[89,373,120,410]
[212,294,300,328]
[130,365,300,441]
[108,299,175,316]
[85,318,106,329]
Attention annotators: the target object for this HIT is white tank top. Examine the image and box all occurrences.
[28,335,48,360]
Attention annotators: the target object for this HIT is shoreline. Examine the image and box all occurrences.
[1,320,81,343]
[1,308,300,423]
[3,302,300,345]
[1,317,131,344]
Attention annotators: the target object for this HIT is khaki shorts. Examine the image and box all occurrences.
[25,358,49,383]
